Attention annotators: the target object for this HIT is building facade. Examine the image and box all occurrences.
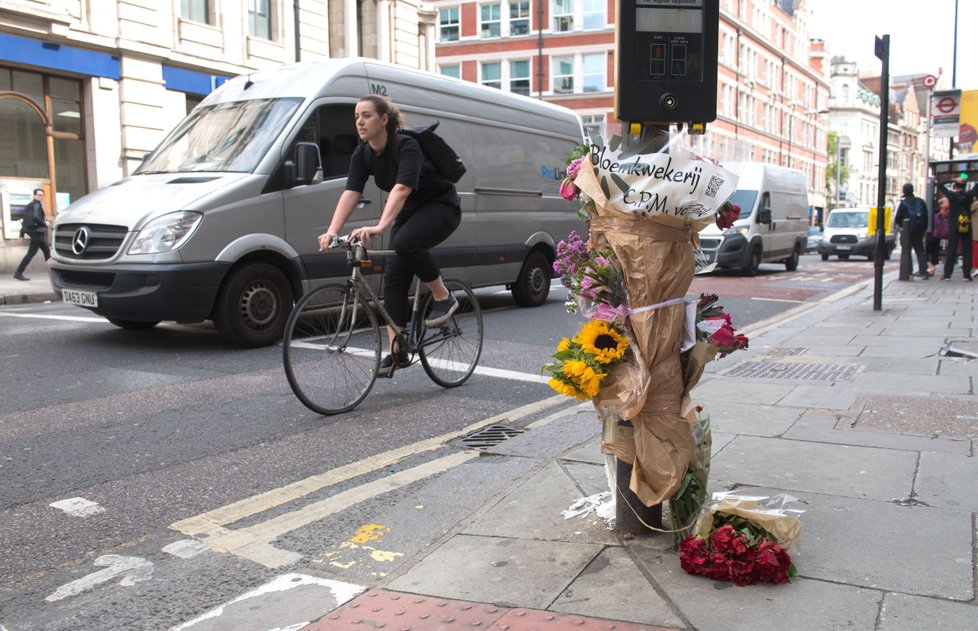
[432,0,831,212]
[0,0,436,242]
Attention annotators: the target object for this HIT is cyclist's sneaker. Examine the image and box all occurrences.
[378,354,396,377]
[425,293,458,327]
[393,350,411,368]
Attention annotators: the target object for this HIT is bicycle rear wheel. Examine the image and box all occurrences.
[283,283,381,414]
[418,279,483,387]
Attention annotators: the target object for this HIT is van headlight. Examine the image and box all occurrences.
[128,211,202,254]
[724,226,750,237]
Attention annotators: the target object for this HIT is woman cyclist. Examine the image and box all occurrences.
[318,95,461,375]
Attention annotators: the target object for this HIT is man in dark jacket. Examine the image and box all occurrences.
[936,178,976,281]
[894,183,929,277]
[14,188,50,281]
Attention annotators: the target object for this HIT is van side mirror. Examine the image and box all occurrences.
[292,142,322,186]
[759,208,772,225]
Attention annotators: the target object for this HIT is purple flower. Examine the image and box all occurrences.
[566,157,585,179]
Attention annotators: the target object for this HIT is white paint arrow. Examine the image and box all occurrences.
[46,554,154,602]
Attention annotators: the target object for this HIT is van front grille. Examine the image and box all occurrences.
[830,235,858,245]
[55,224,129,260]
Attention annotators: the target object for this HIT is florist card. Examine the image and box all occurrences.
[588,143,739,223]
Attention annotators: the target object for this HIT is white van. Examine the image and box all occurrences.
[697,162,810,275]
[817,207,896,261]
[49,58,585,346]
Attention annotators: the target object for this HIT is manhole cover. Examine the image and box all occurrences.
[725,360,858,381]
[459,424,525,449]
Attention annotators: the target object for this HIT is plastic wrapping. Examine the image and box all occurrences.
[694,490,807,549]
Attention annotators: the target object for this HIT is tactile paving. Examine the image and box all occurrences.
[303,589,677,631]
[305,589,509,629]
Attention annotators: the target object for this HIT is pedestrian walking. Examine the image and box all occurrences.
[318,95,462,375]
[14,188,51,281]
[936,179,976,281]
[894,183,929,277]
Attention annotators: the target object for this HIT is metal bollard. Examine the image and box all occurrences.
[614,420,663,534]
[898,218,912,281]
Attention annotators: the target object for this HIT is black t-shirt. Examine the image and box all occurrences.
[346,134,456,221]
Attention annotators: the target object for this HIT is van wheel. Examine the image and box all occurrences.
[784,244,800,271]
[107,318,160,330]
[821,253,829,261]
[512,252,551,307]
[743,246,761,277]
[213,262,291,348]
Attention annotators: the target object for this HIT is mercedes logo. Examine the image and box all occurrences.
[71,226,91,255]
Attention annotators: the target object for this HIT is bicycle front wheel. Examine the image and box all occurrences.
[418,279,483,387]
[283,283,381,415]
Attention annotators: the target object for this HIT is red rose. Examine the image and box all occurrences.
[709,524,737,553]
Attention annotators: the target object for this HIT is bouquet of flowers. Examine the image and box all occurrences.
[558,143,596,220]
[553,231,628,323]
[678,491,805,586]
[543,319,629,400]
[694,293,749,357]
[715,200,741,230]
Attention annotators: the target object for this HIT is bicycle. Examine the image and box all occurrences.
[282,236,484,415]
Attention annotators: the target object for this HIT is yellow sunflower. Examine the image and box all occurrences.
[574,320,628,364]
[556,337,572,352]
[548,377,589,400]
[561,360,606,397]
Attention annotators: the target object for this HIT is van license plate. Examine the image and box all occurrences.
[836,245,852,251]
[63,289,98,308]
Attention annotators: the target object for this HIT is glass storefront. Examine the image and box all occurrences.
[0,66,87,221]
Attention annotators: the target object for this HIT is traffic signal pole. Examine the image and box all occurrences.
[873,35,889,311]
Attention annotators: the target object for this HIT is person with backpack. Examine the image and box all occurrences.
[318,94,462,375]
[936,178,977,281]
[894,183,929,278]
[14,188,51,281]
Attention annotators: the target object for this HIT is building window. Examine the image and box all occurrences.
[439,7,460,42]
[581,113,604,137]
[248,0,271,39]
[481,61,502,89]
[553,0,573,32]
[582,0,604,29]
[510,60,530,95]
[181,0,209,23]
[553,56,573,93]
[439,64,461,78]
[582,53,604,92]
[480,3,501,38]
[510,0,530,35]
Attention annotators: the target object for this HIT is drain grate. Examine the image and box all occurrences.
[725,360,858,381]
[460,424,525,449]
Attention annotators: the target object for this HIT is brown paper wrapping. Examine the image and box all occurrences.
[694,497,803,549]
[576,156,714,507]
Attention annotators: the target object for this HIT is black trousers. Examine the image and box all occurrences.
[16,232,51,275]
[943,229,973,280]
[384,200,461,327]
[926,234,944,266]
[906,229,926,274]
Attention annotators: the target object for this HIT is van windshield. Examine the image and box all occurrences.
[827,212,869,228]
[727,190,758,219]
[136,98,301,174]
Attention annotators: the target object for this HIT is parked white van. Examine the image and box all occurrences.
[696,162,809,275]
[50,58,585,346]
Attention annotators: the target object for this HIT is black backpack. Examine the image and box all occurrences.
[398,121,466,183]
[908,198,927,231]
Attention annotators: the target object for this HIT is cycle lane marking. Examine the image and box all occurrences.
[170,395,572,567]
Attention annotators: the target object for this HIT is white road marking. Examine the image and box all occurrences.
[0,312,105,323]
[171,395,572,567]
[170,573,365,631]
[162,539,210,559]
[49,497,105,517]
[45,555,154,602]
